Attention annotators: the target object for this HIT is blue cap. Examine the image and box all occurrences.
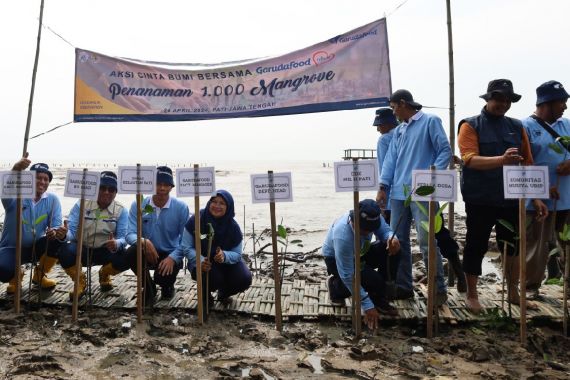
[373,108,398,127]
[30,163,53,182]
[100,171,117,189]
[536,80,569,105]
[350,199,381,231]
[156,166,175,187]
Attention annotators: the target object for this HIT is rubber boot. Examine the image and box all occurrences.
[64,266,86,300]
[99,263,120,291]
[6,271,24,294]
[32,255,58,290]
[448,253,467,293]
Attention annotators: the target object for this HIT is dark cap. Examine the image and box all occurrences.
[30,163,53,182]
[389,89,423,110]
[350,199,381,232]
[373,108,398,127]
[156,166,175,187]
[100,171,117,189]
[536,80,569,105]
[480,79,521,102]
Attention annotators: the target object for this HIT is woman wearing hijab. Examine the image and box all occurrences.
[166,190,252,303]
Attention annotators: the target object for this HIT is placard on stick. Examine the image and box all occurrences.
[503,166,549,199]
[333,160,378,192]
[64,170,100,200]
[117,166,156,194]
[176,167,216,197]
[411,169,457,202]
[0,171,35,199]
[250,172,293,203]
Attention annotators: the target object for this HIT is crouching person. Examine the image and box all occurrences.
[59,171,129,299]
[322,199,400,330]
[163,190,252,305]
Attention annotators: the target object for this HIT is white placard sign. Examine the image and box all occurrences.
[117,166,156,194]
[176,167,216,197]
[334,160,378,192]
[411,169,457,202]
[250,172,293,204]
[0,171,36,199]
[503,166,549,199]
[64,170,100,200]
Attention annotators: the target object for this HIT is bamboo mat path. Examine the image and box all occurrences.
[0,266,566,323]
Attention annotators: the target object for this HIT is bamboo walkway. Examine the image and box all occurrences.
[0,266,566,323]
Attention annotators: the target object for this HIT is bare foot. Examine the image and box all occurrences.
[465,297,482,314]
[508,294,539,310]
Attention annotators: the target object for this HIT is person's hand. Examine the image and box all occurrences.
[157,256,176,276]
[556,160,570,176]
[201,258,211,272]
[550,186,560,200]
[363,307,380,330]
[104,232,117,252]
[532,199,548,222]
[214,247,225,263]
[12,152,30,171]
[376,188,387,209]
[55,220,68,240]
[501,147,523,165]
[143,239,159,265]
[387,237,400,255]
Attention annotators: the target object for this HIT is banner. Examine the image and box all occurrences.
[74,18,391,122]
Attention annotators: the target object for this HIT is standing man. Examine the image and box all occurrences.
[523,80,570,296]
[0,156,67,293]
[458,79,547,312]
[378,90,451,303]
[125,166,189,302]
[59,171,129,299]
[322,199,401,330]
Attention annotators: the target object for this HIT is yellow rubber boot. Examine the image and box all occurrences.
[64,266,86,300]
[99,263,120,291]
[6,271,24,294]
[32,255,58,289]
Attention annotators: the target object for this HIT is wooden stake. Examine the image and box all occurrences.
[136,165,143,323]
[445,0,456,238]
[426,169,438,338]
[564,246,569,336]
[194,164,204,325]
[501,241,507,311]
[269,170,283,332]
[14,196,23,314]
[352,189,362,336]
[519,198,527,345]
[71,169,87,322]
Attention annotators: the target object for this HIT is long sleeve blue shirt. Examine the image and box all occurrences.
[321,212,394,311]
[0,193,63,249]
[523,116,570,210]
[377,129,395,210]
[380,111,452,200]
[169,228,243,270]
[126,196,189,254]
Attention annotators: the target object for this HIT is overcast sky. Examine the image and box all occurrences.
[1,0,568,165]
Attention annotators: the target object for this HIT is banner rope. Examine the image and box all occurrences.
[29,121,72,140]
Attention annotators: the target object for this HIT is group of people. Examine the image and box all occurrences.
[324,79,569,328]
[0,159,252,305]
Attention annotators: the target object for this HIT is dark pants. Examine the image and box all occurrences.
[325,241,399,306]
[125,245,180,288]
[58,242,129,270]
[0,237,62,282]
[191,260,252,298]
[463,202,518,276]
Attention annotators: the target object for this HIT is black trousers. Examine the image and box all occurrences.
[125,245,181,288]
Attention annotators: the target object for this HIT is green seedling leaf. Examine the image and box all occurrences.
[545,277,563,286]
[559,224,570,242]
[415,185,435,196]
[498,239,515,249]
[434,214,443,233]
[360,240,371,257]
[435,202,449,217]
[420,220,429,233]
[277,239,287,246]
[548,143,564,155]
[34,214,47,226]
[290,239,302,244]
[296,243,304,247]
[404,195,412,208]
[497,219,515,233]
[403,184,411,197]
[414,201,429,217]
[143,204,154,214]
[277,225,287,239]
[22,219,30,225]
[207,223,215,239]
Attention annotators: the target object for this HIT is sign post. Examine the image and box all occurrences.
[334,159,378,336]
[176,165,216,323]
[251,171,293,332]
[412,168,458,338]
[0,171,35,314]
[503,165,549,345]
[118,165,156,323]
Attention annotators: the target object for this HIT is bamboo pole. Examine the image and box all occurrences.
[14,193,23,314]
[427,166,438,338]
[71,169,87,322]
[445,0,456,236]
[269,171,283,332]
[519,198,527,345]
[352,189,362,336]
[136,165,143,323]
[563,245,569,336]
[194,164,204,324]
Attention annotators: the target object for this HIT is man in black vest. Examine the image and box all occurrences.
[458,79,548,313]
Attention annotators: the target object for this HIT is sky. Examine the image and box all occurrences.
[0,0,568,165]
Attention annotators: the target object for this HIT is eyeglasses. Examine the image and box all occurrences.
[99,186,117,193]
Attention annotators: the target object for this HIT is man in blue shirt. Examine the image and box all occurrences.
[378,90,452,304]
[125,166,189,302]
[322,199,401,330]
[523,80,570,296]
[0,155,67,294]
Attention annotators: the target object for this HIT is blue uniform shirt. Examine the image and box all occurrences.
[377,129,395,210]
